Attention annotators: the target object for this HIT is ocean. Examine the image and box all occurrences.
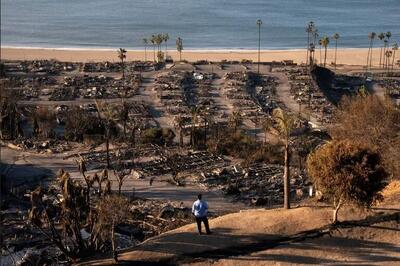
[1,0,399,50]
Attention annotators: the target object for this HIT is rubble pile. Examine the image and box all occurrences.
[137,151,227,176]
[49,86,78,101]
[195,72,219,115]
[83,61,122,72]
[223,71,277,121]
[377,79,400,98]
[155,71,196,115]
[73,144,164,170]
[1,76,58,100]
[1,203,64,265]
[4,60,77,75]
[13,139,72,153]
[199,164,308,206]
[332,74,366,94]
[83,61,159,73]
[128,199,199,240]
[0,194,195,265]
[286,68,333,123]
[1,60,142,101]
[62,74,140,99]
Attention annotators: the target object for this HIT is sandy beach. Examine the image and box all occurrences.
[0,47,386,66]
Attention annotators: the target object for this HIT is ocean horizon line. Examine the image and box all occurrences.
[1,45,372,53]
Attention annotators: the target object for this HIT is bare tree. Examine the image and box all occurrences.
[95,100,116,169]
[96,195,130,262]
[113,150,132,195]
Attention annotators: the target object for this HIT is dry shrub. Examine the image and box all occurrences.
[330,95,400,179]
[306,140,388,223]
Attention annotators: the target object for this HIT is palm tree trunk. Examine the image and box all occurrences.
[392,51,396,72]
[379,46,383,67]
[165,42,168,60]
[283,142,291,209]
[319,45,322,66]
[369,41,374,69]
[324,46,327,67]
[144,45,147,62]
[306,33,310,66]
[153,45,156,62]
[383,44,387,69]
[121,60,125,81]
[258,25,261,74]
[334,40,338,70]
[312,34,317,64]
[366,41,371,70]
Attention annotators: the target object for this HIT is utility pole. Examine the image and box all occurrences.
[257,19,262,74]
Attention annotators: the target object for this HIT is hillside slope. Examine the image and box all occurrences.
[84,181,400,265]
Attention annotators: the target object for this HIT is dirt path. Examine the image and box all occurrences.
[272,71,322,128]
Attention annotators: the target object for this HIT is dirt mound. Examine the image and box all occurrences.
[382,180,400,198]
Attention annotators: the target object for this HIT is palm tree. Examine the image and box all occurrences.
[156,34,163,52]
[305,22,314,66]
[256,19,262,74]
[321,36,330,67]
[273,108,295,209]
[367,32,376,70]
[386,31,392,45]
[155,34,164,62]
[117,48,127,81]
[311,28,319,65]
[385,50,393,74]
[176,37,183,61]
[318,39,322,66]
[385,32,392,68]
[391,43,398,72]
[383,39,389,70]
[163,33,170,60]
[332,33,340,70]
[309,43,316,67]
[150,35,156,62]
[142,38,148,62]
[378,33,385,67]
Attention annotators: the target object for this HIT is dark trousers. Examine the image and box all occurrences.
[195,216,211,234]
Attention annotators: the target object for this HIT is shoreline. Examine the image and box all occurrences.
[1,47,382,66]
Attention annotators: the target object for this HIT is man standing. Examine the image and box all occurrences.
[192,194,211,235]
